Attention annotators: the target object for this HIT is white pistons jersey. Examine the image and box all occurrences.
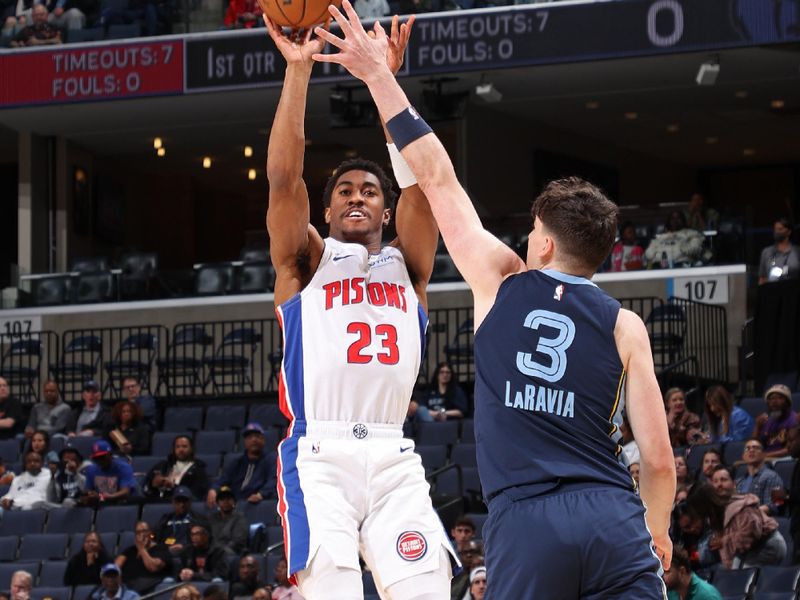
[276,237,426,426]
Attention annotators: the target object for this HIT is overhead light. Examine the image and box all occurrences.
[244,146,253,157]
[771,100,785,109]
[585,101,599,110]
[157,148,165,157]
[474,83,502,104]
[666,124,680,133]
[696,60,720,86]
[743,148,755,156]
[705,136,719,144]
[735,90,748,99]
[153,137,162,149]
[202,157,212,169]
[248,169,257,180]
[624,112,638,120]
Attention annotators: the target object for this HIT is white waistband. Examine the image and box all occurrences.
[301,420,404,440]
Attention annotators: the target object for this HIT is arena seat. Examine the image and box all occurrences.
[64,436,100,460]
[776,517,794,566]
[750,592,797,600]
[95,505,138,533]
[196,453,222,477]
[237,262,275,294]
[45,507,94,535]
[0,536,18,562]
[151,431,179,456]
[460,419,475,443]
[0,439,20,463]
[416,421,459,446]
[0,510,46,536]
[132,455,162,476]
[205,328,262,394]
[30,587,70,600]
[739,397,768,419]
[195,430,236,455]
[103,332,159,394]
[38,560,68,587]
[465,513,488,539]
[451,443,477,468]
[415,445,447,474]
[687,443,721,473]
[713,567,758,597]
[204,405,246,432]
[67,532,116,557]
[194,263,236,296]
[73,584,98,600]
[74,271,115,304]
[141,504,173,528]
[773,460,796,489]
[117,531,135,553]
[0,562,39,589]
[240,499,278,527]
[155,324,214,397]
[723,441,747,466]
[755,565,800,593]
[433,467,462,498]
[18,533,70,561]
[248,404,289,431]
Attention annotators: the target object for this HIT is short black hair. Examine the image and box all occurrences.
[776,217,793,232]
[671,546,691,572]
[322,158,397,212]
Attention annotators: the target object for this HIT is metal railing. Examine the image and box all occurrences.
[0,331,60,404]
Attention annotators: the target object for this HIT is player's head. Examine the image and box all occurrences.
[322,158,397,245]
[527,177,618,275]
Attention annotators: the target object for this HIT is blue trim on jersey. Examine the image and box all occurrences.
[540,269,598,287]
[417,304,428,366]
[279,436,311,575]
[280,293,306,421]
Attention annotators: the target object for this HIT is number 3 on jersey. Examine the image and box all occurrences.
[516,310,575,383]
[347,322,400,365]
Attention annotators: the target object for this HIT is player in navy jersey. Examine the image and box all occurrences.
[314,6,676,598]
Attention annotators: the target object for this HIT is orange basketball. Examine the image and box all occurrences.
[259,0,341,29]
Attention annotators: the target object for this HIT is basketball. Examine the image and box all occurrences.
[259,0,341,29]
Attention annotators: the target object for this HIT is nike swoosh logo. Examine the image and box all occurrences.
[332,255,355,262]
[400,446,413,453]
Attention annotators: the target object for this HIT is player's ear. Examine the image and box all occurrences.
[324,206,331,224]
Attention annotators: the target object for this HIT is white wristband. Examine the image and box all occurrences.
[387,142,418,189]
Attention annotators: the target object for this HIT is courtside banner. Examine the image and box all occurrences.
[0,39,183,107]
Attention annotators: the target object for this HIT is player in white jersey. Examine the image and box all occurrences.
[263,15,456,600]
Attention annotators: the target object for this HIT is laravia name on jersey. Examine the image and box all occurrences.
[323,278,409,313]
[503,380,575,418]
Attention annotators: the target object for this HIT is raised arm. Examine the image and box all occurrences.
[313,4,525,326]
[615,308,675,570]
[265,19,327,305]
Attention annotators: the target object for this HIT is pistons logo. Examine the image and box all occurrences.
[396,531,427,561]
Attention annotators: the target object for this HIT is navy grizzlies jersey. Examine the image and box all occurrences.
[474,269,633,499]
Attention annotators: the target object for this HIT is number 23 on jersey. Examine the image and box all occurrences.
[347,322,400,365]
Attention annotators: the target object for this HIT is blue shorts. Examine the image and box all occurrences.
[484,482,666,600]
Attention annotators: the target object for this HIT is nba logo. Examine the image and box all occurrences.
[554,284,564,301]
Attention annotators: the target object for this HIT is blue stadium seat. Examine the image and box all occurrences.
[0,536,17,561]
[204,405,246,431]
[30,587,71,600]
[460,419,475,443]
[0,439,20,463]
[723,440,747,467]
[18,533,70,561]
[465,513,488,539]
[247,404,288,431]
[163,406,203,433]
[266,525,283,547]
[69,532,117,557]
[434,468,461,497]
[221,453,239,475]
[739,397,767,419]
[73,584,98,600]
[756,565,800,593]
[195,431,236,455]
[773,460,796,490]
[196,453,222,477]
[0,509,47,535]
[38,560,68,586]
[776,517,793,565]
[141,503,173,528]
[151,431,178,457]
[713,568,758,597]
[462,467,481,497]
[415,445,447,474]
[416,421,459,446]
[191,501,210,517]
[687,443,721,473]
[117,531,135,553]
[0,561,39,589]
[65,437,100,460]
[751,592,797,600]
[240,499,278,527]
[46,507,93,534]
[238,428,280,452]
[451,443,477,468]
[95,505,138,533]
[132,455,162,475]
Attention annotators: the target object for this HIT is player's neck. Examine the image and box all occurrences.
[536,259,593,280]
[331,233,382,255]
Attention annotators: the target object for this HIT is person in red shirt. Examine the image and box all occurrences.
[223,0,261,29]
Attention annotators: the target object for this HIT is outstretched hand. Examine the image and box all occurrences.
[264,15,329,68]
[311,0,393,84]
[380,14,415,76]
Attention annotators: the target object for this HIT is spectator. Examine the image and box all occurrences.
[665,387,702,447]
[675,455,693,491]
[100,0,156,36]
[709,464,736,502]
[270,558,303,600]
[81,440,135,506]
[736,438,785,514]
[10,571,32,600]
[0,451,50,511]
[619,415,640,466]
[697,448,722,484]
[68,380,109,437]
[663,546,722,600]
[201,585,227,600]
[120,377,156,431]
[702,385,754,444]
[451,539,483,600]
[230,555,266,599]
[25,379,71,438]
[354,0,388,19]
[178,524,228,583]
[671,502,708,568]
[207,423,277,506]
[758,217,799,284]
[144,435,209,502]
[0,458,14,486]
[10,3,61,45]
[116,520,172,593]
[252,589,271,600]
[467,565,486,600]
[171,585,201,600]
[449,515,475,553]
[785,425,800,562]
[684,193,719,233]
[27,430,58,465]
[50,446,87,506]
[629,462,640,486]
[64,531,112,587]
[609,221,644,272]
[208,485,249,557]
[754,383,797,458]
[414,362,468,422]
[155,486,210,555]
[644,210,707,268]
[104,400,150,456]
[0,377,23,439]
[91,563,140,600]
[688,484,786,569]
[44,0,87,30]
[222,0,260,29]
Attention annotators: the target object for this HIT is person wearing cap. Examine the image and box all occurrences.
[206,423,277,507]
[68,381,110,438]
[81,440,136,506]
[49,446,87,506]
[0,376,24,440]
[0,451,51,511]
[91,563,141,600]
[24,379,71,438]
[116,521,173,593]
[155,486,210,555]
[178,524,229,583]
[145,435,210,502]
[467,566,486,600]
[209,485,249,557]
[754,384,797,459]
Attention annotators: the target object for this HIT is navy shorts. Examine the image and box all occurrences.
[484,482,666,600]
